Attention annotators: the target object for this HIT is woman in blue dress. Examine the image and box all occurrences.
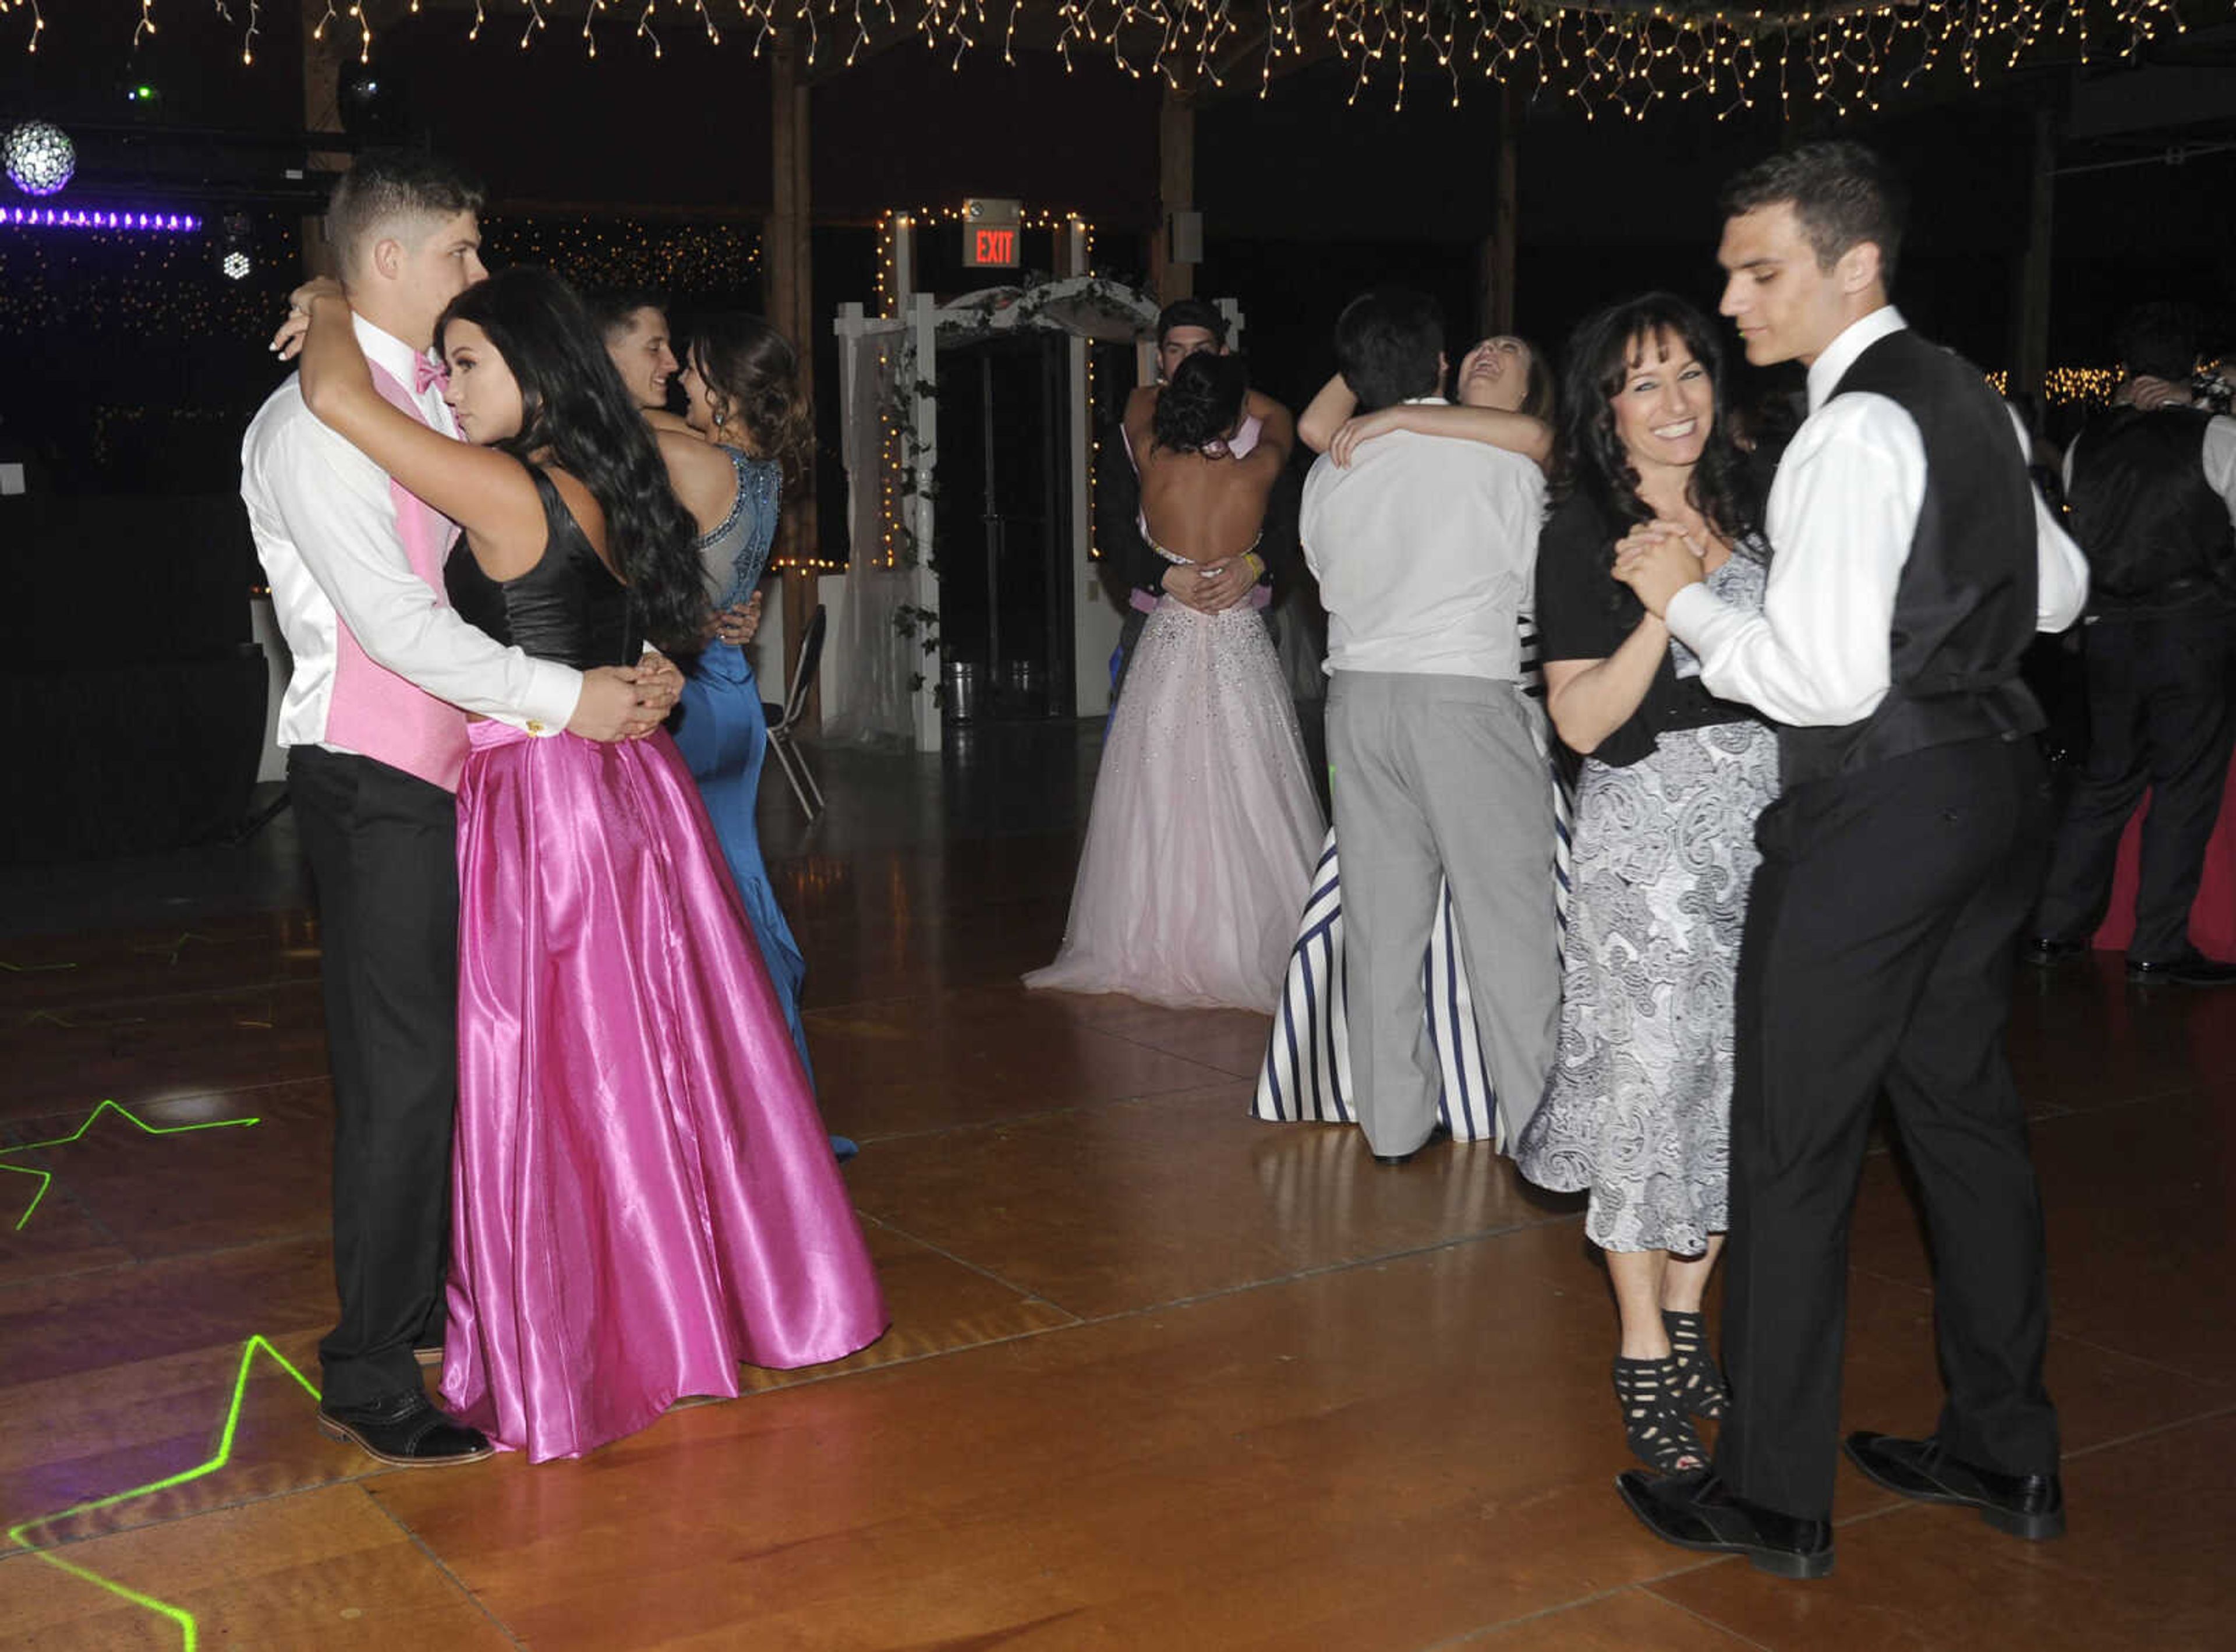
[615,308,816,1080]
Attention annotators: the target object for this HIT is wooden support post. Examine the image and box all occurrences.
[300,0,346,276]
[1152,89,1196,304]
[2011,101,2056,416]
[1478,76,1522,339]
[767,30,820,726]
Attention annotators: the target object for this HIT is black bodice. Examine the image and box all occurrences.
[445,464,643,668]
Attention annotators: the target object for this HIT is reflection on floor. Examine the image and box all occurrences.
[1,721,2230,1650]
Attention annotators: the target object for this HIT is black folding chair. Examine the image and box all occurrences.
[762,603,827,819]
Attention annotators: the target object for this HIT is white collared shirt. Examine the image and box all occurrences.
[241,313,583,751]
[1300,398,1545,681]
[1665,307,2089,727]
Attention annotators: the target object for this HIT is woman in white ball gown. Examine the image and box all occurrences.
[1026,352,1325,1010]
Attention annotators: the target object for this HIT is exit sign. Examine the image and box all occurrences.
[965,225,1020,267]
[962,196,1023,268]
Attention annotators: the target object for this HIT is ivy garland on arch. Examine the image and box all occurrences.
[871,271,1158,702]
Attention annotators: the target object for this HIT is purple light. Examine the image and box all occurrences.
[0,204,204,235]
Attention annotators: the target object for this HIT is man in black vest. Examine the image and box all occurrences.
[2026,304,2236,985]
[1607,142,2089,1577]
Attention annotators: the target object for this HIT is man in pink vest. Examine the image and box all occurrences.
[242,152,677,1466]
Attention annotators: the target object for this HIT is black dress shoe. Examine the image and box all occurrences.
[2022,936,2085,968]
[1615,1469,1834,1579]
[1844,1432,2064,1540]
[317,1391,494,1469]
[2126,951,2236,987]
[1372,1122,1452,1166]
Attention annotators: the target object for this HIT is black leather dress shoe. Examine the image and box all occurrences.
[317,1391,494,1468]
[2126,952,2236,987]
[2022,936,2085,968]
[1616,1469,1834,1579]
[1844,1432,2064,1540]
[1372,1122,1452,1167]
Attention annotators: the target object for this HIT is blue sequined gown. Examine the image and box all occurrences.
[670,449,813,1077]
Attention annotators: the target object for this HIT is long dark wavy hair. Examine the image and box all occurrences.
[678,311,814,486]
[1153,351,1248,452]
[1558,292,1761,557]
[437,268,707,653]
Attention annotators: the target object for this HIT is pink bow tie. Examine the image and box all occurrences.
[413,355,450,395]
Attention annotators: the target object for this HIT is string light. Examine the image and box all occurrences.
[27,3,2185,120]
[1990,365,2124,408]
[2,206,200,231]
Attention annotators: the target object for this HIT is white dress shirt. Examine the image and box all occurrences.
[241,313,583,751]
[1300,400,1546,681]
[1666,307,2089,727]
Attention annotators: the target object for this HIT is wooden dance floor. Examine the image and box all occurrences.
[2,723,2230,1650]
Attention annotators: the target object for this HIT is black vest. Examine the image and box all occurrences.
[2067,406,2234,616]
[1779,330,2044,788]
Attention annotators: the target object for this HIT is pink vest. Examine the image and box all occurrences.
[320,361,472,793]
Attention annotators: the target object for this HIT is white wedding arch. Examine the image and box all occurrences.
[822,273,1242,752]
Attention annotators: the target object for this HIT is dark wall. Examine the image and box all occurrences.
[392,19,1162,224]
[0,6,299,135]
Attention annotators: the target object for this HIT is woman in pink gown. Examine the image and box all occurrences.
[1025,353,1325,1010]
[291,266,886,1461]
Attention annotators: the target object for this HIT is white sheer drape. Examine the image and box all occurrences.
[824,333,918,747]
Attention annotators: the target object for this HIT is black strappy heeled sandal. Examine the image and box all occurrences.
[1662,1308,1731,1421]
[1612,1356,1708,1473]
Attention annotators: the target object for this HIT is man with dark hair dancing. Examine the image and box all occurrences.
[244,152,679,1464]
[1099,298,1285,702]
[1610,141,2089,1576]
[1299,287,1559,1166]
[2027,301,2236,985]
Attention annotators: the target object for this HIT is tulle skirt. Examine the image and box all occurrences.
[440,721,886,1462]
[1025,601,1325,1011]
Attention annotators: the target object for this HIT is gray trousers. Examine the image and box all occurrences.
[1327,671,1561,1155]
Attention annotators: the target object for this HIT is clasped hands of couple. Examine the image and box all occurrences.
[1611,518,1712,620]
[1163,556,1260,614]
[271,274,685,744]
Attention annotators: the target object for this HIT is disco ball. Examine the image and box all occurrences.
[221,249,252,282]
[4,121,75,199]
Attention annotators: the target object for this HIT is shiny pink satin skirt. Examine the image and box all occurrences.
[440,721,886,1462]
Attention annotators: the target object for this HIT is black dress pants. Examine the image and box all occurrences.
[289,745,459,1409]
[1716,736,2061,1521]
[2031,609,2236,963]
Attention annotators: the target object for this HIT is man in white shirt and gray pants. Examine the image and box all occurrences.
[1300,288,1559,1166]
[1613,142,2089,1578]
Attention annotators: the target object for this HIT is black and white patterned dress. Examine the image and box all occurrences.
[1516,546,1778,1254]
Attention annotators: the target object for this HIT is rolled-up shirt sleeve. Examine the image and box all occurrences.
[257,412,583,730]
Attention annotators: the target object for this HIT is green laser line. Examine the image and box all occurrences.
[0,1099,262,1230]
[6,1335,321,1652]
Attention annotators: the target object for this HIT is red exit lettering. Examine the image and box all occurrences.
[971,227,1017,266]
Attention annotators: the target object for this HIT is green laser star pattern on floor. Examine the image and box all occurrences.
[6,1335,321,1652]
[0,1099,262,1230]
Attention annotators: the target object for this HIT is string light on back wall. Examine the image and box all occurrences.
[9,3,2193,121]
